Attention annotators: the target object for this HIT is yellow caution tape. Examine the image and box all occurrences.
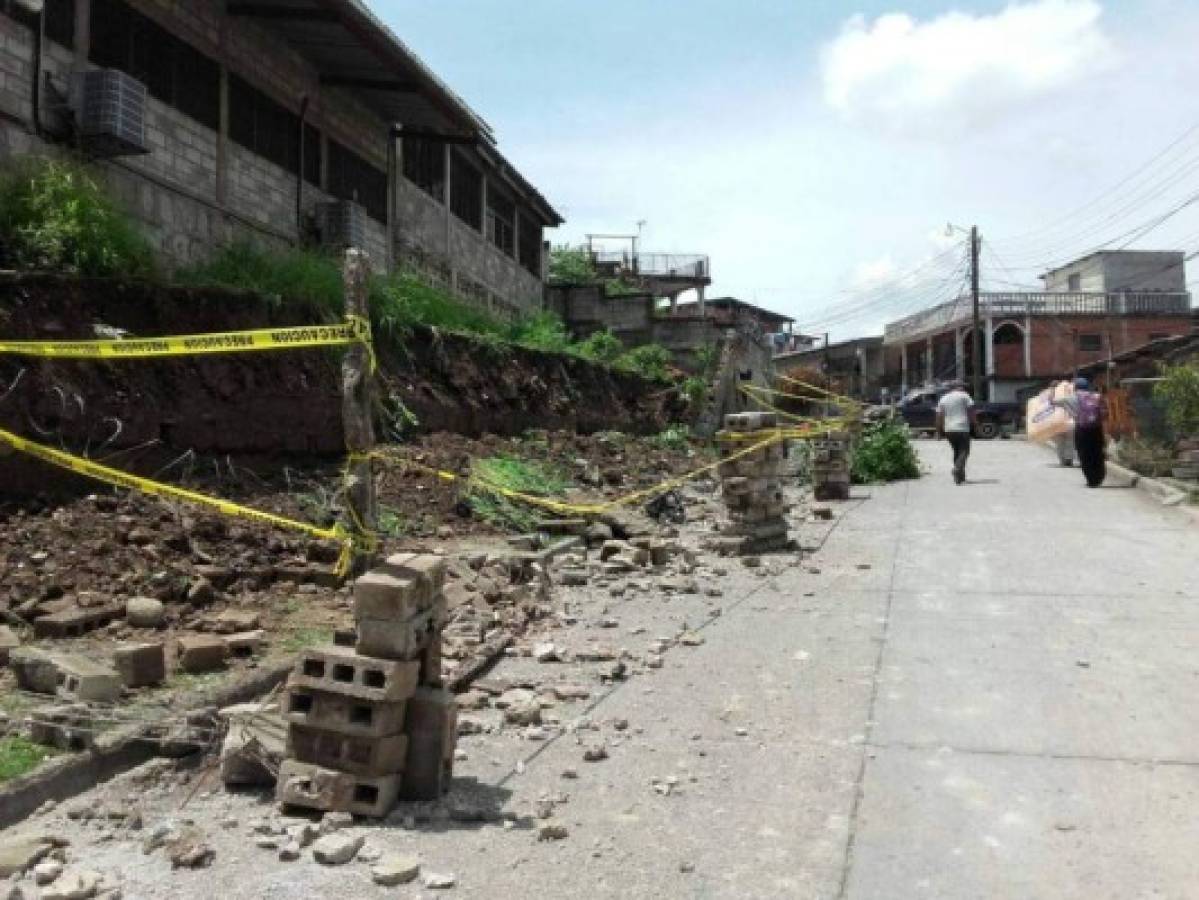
[0,316,373,360]
[377,432,789,516]
[0,426,356,575]
[774,373,863,410]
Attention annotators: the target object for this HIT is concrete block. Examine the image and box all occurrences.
[9,647,60,694]
[28,703,94,751]
[276,759,401,818]
[112,642,166,688]
[291,645,419,702]
[33,602,123,638]
[400,687,457,801]
[355,600,446,661]
[175,635,228,673]
[54,655,120,703]
[0,624,19,666]
[287,724,409,776]
[352,571,422,622]
[284,686,407,738]
[223,630,265,658]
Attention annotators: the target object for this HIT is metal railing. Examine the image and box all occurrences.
[590,251,709,280]
[884,291,1192,342]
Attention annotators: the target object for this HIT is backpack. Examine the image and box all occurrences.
[1076,391,1102,429]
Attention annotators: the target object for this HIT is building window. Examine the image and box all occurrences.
[485,187,515,257]
[228,75,320,185]
[2,0,75,47]
[1077,333,1102,352]
[1067,273,1081,291]
[450,152,482,231]
[403,137,444,200]
[518,212,541,276]
[90,0,219,130]
[327,139,386,223]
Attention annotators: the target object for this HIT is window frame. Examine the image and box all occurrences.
[1077,333,1102,352]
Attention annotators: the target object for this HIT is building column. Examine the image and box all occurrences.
[900,344,909,393]
[385,127,400,274]
[697,284,706,317]
[1023,314,1032,377]
[954,328,965,382]
[73,0,91,65]
[984,315,995,401]
[925,337,933,385]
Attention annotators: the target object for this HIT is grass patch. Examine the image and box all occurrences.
[468,455,569,531]
[174,241,343,318]
[0,736,59,782]
[278,627,334,653]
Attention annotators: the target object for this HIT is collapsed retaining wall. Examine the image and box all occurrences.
[0,273,682,496]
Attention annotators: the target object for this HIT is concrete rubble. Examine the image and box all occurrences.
[811,430,852,502]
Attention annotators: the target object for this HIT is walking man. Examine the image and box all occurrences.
[936,381,974,485]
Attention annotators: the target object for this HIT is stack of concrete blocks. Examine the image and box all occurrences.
[811,430,852,501]
[276,553,457,818]
[715,411,791,554]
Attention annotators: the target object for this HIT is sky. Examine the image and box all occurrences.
[376,0,1199,338]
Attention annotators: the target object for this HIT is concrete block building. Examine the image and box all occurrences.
[0,0,561,316]
[883,250,1193,403]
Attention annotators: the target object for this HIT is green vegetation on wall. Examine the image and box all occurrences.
[0,158,154,278]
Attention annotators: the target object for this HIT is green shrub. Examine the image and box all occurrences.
[575,329,624,364]
[369,271,504,338]
[0,157,154,277]
[0,736,57,782]
[548,245,596,284]
[509,311,573,352]
[681,375,708,407]
[617,343,672,381]
[651,424,692,449]
[850,419,921,483]
[603,278,641,297]
[1154,362,1199,439]
[175,241,342,316]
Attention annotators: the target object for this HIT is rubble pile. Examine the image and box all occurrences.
[713,412,792,555]
[811,430,852,501]
[276,554,457,817]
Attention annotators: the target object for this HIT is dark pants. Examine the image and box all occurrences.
[1074,424,1106,487]
[946,431,971,483]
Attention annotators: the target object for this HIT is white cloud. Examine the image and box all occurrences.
[850,255,899,290]
[820,0,1116,130]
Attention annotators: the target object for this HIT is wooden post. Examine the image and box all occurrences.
[341,247,377,573]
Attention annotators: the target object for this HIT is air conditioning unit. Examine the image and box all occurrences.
[315,201,367,251]
[71,69,149,158]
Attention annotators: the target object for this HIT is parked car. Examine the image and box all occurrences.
[879,385,1022,439]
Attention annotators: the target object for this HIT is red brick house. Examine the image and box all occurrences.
[882,251,1193,403]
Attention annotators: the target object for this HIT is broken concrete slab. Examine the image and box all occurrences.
[219,703,287,787]
[276,760,401,818]
[112,642,165,688]
[175,635,228,673]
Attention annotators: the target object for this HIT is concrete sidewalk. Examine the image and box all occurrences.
[844,438,1199,900]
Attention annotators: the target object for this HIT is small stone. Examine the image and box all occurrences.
[645,655,663,669]
[611,718,628,731]
[165,830,214,869]
[424,872,456,890]
[533,642,560,663]
[538,822,569,841]
[42,869,101,900]
[312,833,364,866]
[561,768,578,779]
[320,811,353,833]
[680,861,695,873]
[278,842,301,862]
[582,744,608,762]
[372,854,421,886]
[290,823,320,848]
[254,837,279,850]
[186,577,217,606]
[504,700,542,727]
[33,860,63,885]
[741,556,761,568]
[679,633,704,646]
[734,727,748,737]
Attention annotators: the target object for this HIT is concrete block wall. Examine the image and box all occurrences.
[0,0,543,307]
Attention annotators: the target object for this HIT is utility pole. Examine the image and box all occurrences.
[970,226,982,401]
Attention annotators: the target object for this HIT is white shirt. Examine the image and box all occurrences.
[937,389,974,433]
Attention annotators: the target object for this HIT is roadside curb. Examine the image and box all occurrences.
[1104,460,1199,524]
[0,659,293,832]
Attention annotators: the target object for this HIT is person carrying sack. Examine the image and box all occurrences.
[1054,376,1107,487]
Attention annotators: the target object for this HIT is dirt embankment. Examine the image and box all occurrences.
[0,273,683,495]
